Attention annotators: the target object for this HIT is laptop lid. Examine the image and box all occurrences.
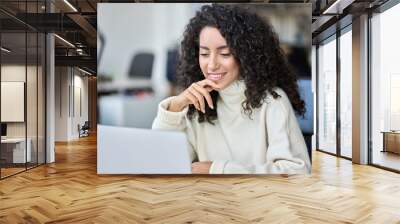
[97,125,191,174]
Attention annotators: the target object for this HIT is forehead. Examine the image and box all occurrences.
[199,26,227,46]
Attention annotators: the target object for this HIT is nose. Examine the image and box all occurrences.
[208,54,220,71]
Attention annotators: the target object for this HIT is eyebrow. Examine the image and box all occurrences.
[199,45,229,50]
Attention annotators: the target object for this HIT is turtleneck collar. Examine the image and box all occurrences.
[218,79,246,103]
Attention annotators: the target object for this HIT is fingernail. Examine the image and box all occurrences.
[210,105,214,109]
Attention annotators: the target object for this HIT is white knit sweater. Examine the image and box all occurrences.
[152,80,311,174]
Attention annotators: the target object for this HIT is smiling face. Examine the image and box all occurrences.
[198,26,240,90]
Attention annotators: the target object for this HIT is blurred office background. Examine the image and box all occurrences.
[97,3,313,154]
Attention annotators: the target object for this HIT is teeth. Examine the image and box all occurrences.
[208,73,224,81]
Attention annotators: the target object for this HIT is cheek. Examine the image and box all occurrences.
[225,60,239,76]
[199,58,207,73]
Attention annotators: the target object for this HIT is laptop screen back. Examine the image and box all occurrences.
[97,125,192,174]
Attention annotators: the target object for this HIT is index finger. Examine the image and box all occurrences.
[193,83,214,109]
[198,79,221,91]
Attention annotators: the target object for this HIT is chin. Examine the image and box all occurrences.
[217,82,229,90]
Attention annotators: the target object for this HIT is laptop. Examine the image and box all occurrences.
[97,125,192,174]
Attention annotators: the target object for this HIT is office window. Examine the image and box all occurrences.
[1,32,28,178]
[37,32,46,165]
[0,1,46,179]
[317,36,337,154]
[371,3,400,171]
[339,28,352,158]
[27,31,38,169]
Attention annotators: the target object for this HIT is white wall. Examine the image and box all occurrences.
[55,67,89,141]
[72,74,89,138]
[55,67,68,141]
[1,63,46,164]
[1,65,36,137]
[78,75,89,125]
[1,64,26,81]
[1,66,26,129]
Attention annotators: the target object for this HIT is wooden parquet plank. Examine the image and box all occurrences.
[1,134,400,223]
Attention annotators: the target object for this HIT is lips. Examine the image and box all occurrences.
[208,72,226,81]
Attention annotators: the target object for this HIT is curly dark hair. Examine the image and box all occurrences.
[177,4,305,123]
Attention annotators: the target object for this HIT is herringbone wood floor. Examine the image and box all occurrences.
[1,134,400,223]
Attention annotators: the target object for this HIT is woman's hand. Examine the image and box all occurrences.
[191,161,212,174]
[168,79,220,112]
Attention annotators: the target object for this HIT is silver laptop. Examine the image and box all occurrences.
[97,125,192,174]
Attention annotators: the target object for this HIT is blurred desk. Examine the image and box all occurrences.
[1,138,31,163]
[381,131,400,154]
[98,79,152,94]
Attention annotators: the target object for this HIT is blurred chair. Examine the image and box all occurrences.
[166,48,179,96]
[128,52,154,79]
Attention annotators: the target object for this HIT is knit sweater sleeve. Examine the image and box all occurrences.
[209,90,311,174]
[152,96,198,163]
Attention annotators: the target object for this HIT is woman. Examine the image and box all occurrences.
[152,4,311,174]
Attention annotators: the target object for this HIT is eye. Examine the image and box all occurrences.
[221,53,232,57]
[199,53,209,57]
